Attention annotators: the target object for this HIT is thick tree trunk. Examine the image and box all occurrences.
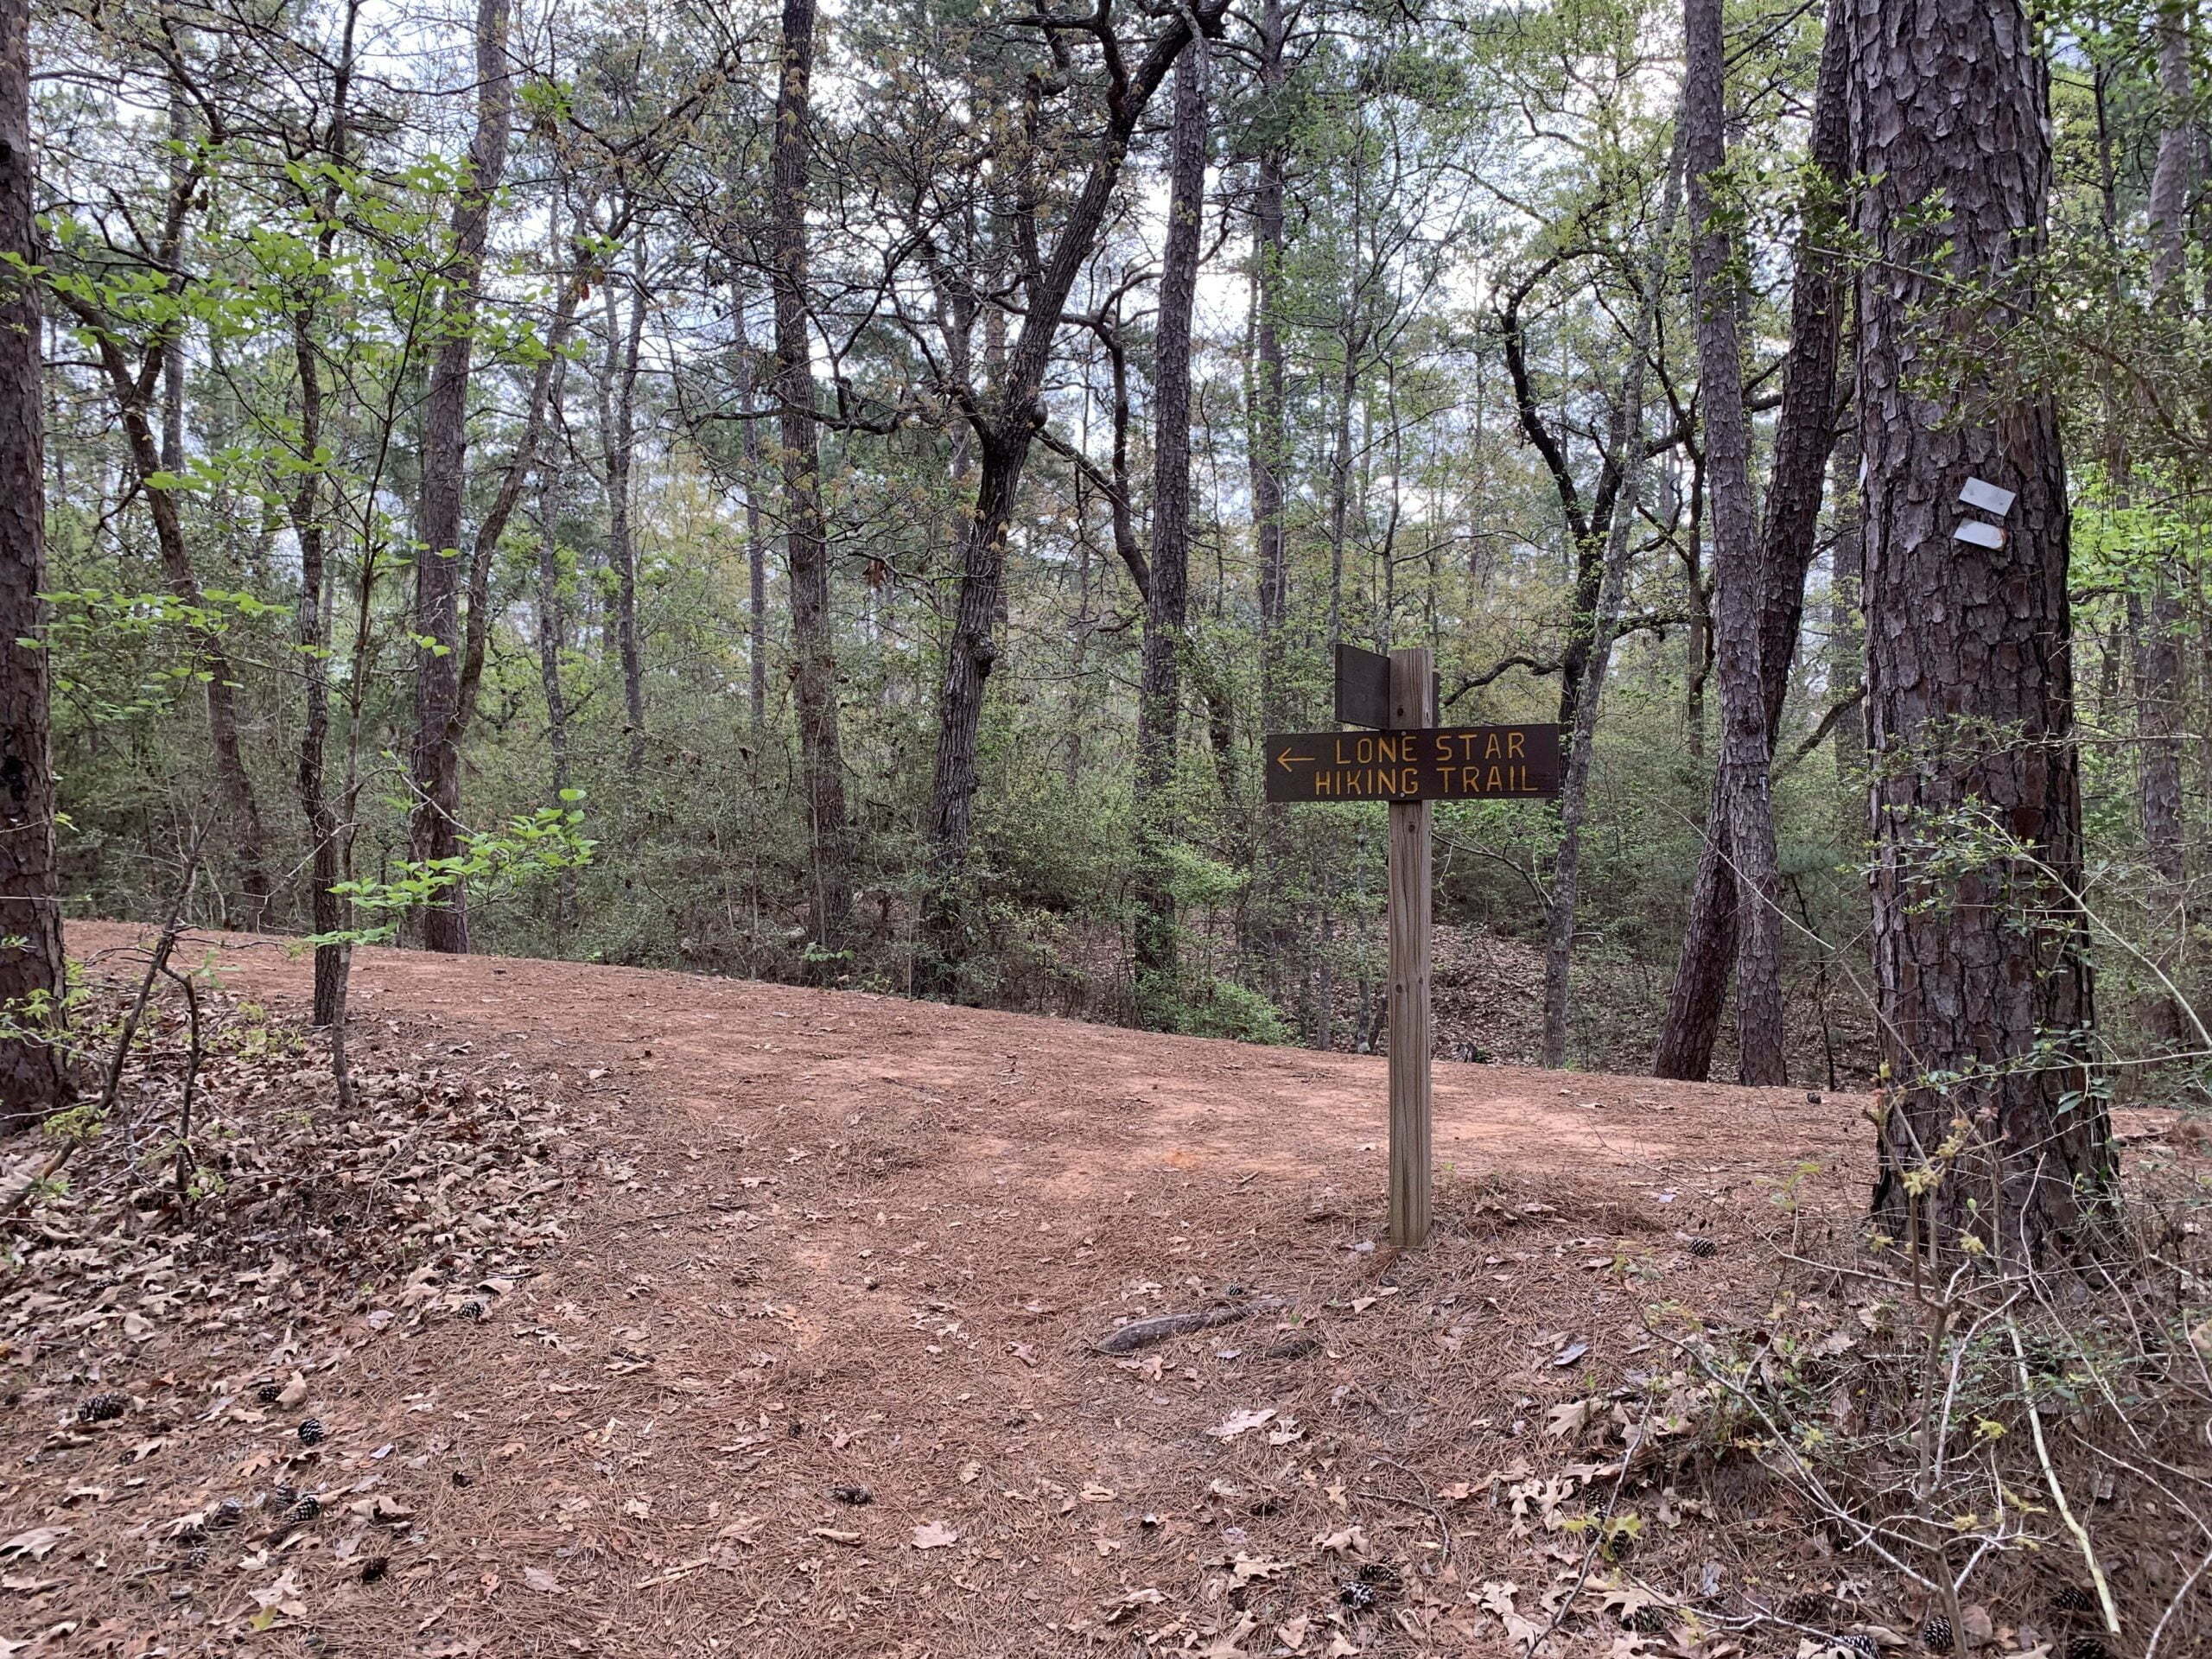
[771,0,854,960]
[1685,0,1788,1085]
[1541,139,1682,1068]
[1132,47,1208,1016]
[1654,0,1849,1081]
[919,8,1222,991]
[407,0,512,954]
[0,0,68,1125]
[1854,0,2106,1259]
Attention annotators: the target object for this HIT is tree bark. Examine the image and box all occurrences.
[407,0,512,954]
[771,0,854,961]
[284,8,357,1027]
[1685,0,1788,1085]
[918,6,1224,992]
[0,0,68,1125]
[1854,0,2106,1259]
[1249,0,1289,731]
[600,241,648,772]
[1132,45,1209,1017]
[1654,0,1850,1081]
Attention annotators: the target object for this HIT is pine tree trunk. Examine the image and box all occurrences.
[1854,0,2107,1259]
[1686,0,1788,1085]
[1655,0,1849,1080]
[771,0,854,962]
[600,248,649,773]
[0,0,68,1126]
[1249,0,1289,731]
[408,0,512,954]
[1133,46,1208,1016]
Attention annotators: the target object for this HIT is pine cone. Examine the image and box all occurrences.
[2065,1639,2109,1659]
[1922,1614,1955,1652]
[272,1484,299,1509]
[359,1555,389,1585]
[1839,1637,1879,1659]
[207,1498,245,1531]
[256,1382,283,1405]
[290,1495,321,1523]
[1628,1605,1669,1635]
[1688,1236,1719,1258]
[2051,1586,2100,1615]
[830,1484,873,1506]
[77,1391,129,1424]
[1338,1580,1377,1611]
[1357,1560,1402,1592]
[296,1418,327,1446]
[1777,1591,1832,1624]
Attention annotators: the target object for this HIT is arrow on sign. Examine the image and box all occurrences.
[1275,747,1314,771]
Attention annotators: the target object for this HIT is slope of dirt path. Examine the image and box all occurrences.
[26,923,1870,1658]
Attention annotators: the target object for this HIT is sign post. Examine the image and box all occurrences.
[1386,648,1433,1248]
[1266,657,1564,1249]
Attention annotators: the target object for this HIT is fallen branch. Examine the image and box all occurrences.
[1093,1296,1286,1354]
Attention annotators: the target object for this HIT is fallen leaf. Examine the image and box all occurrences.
[523,1567,563,1594]
[912,1521,959,1549]
[0,1529,68,1562]
[1205,1407,1277,1440]
[1102,1586,1166,1624]
[1545,1397,1597,1439]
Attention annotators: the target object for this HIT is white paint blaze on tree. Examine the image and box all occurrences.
[1851,0,2107,1257]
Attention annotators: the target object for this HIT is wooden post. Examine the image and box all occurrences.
[1386,646,1433,1247]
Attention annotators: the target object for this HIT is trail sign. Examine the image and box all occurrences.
[1269,650,1563,1252]
[1334,641,1440,730]
[1262,724,1563,804]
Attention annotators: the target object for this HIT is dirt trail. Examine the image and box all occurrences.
[31,924,1869,1658]
[73,922,1846,1192]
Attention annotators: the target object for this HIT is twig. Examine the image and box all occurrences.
[2007,1320,2121,1637]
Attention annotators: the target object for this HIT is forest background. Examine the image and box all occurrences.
[7,0,2204,1106]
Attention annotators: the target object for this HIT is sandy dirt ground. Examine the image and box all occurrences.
[9,923,1881,1659]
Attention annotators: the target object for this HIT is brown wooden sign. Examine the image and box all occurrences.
[1262,724,1564,804]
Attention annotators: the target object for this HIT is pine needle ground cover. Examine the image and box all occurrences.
[2,924,2202,1657]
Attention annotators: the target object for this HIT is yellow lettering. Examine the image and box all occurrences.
[1508,729,1526,759]
[1484,733,1502,760]
[1485,766,1503,791]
